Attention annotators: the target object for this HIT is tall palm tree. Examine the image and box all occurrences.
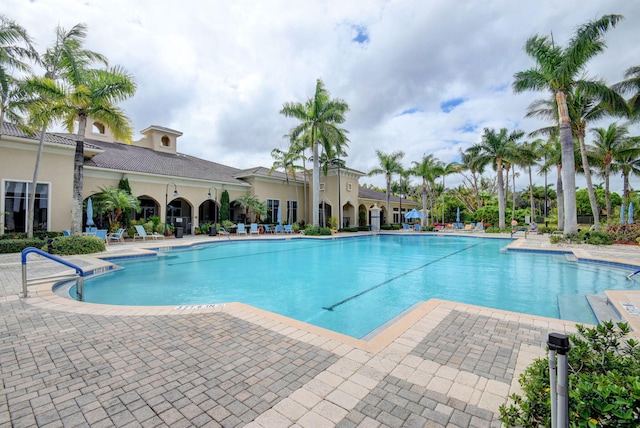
[410,154,440,225]
[613,141,640,200]
[435,161,463,224]
[269,147,302,224]
[23,23,108,237]
[459,146,486,210]
[514,139,543,221]
[368,150,405,225]
[280,79,349,227]
[0,14,37,134]
[59,65,136,235]
[513,14,623,234]
[590,122,634,216]
[613,66,640,120]
[472,127,524,229]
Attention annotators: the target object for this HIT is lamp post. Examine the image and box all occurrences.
[165,182,178,235]
[207,186,218,224]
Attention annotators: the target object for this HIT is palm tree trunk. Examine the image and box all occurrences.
[71,115,88,235]
[27,124,48,238]
[312,140,319,227]
[556,90,578,234]
[528,166,535,221]
[385,175,391,225]
[511,167,516,222]
[422,180,428,227]
[605,164,611,217]
[497,160,505,229]
[578,135,600,230]
[556,164,565,231]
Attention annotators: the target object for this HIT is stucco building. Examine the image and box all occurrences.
[1,119,419,235]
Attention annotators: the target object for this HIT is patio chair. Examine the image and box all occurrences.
[95,229,108,242]
[250,223,259,235]
[107,228,126,243]
[414,223,421,232]
[284,225,293,233]
[237,223,247,235]
[275,224,283,234]
[264,224,273,234]
[402,223,411,232]
[62,230,71,236]
[85,227,97,235]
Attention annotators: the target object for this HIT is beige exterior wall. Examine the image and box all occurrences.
[0,137,75,232]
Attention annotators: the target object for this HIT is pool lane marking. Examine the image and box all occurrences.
[322,242,482,311]
[165,239,353,266]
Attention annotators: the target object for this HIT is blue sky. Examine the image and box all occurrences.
[6,0,640,191]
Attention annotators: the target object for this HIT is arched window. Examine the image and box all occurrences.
[161,135,171,147]
[93,122,106,134]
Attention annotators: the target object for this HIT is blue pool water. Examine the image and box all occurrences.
[70,235,636,338]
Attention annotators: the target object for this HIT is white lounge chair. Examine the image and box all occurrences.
[237,223,247,235]
[134,224,165,240]
[107,228,126,243]
[250,223,259,235]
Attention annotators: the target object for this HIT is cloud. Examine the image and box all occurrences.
[5,0,640,192]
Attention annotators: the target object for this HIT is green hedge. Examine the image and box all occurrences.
[0,236,106,255]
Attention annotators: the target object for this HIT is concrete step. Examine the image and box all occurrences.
[586,294,622,324]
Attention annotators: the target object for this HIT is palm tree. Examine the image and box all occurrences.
[280,79,349,227]
[61,66,136,235]
[613,66,640,120]
[472,127,524,229]
[435,161,463,224]
[613,141,640,200]
[269,147,302,224]
[96,186,141,228]
[23,23,108,237]
[514,139,543,221]
[590,122,634,216]
[410,154,441,225]
[513,14,623,234]
[0,14,37,134]
[234,194,261,223]
[459,146,486,210]
[368,150,405,225]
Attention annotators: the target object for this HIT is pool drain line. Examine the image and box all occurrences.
[322,243,481,311]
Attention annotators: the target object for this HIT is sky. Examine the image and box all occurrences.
[6,0,640,192]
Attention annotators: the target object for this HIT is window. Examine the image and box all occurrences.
[161,135,171,147]
[92,122,105,134]
[267,199,280,223]
[287,200,297,223]
[319,183,325,191]
[4,181,49,232]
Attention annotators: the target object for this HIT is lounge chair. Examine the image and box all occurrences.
[275,225,283,234]
[250,223,259,235]
[237,223,247,235]
[414,223,421,232]
[264,224,273,234]
[284,225,293,233]
[95,229,108,242]
[85,227,97,235]
[134,224,165,240]
[107,228,125,243]
[402,223,411,232]
[62,230,71,236]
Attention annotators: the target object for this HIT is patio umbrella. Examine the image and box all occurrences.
[277,207,281,224]
[621,203,627,224]
[404,208,425,219]
[629,203,635,224]
[456,207,460,223]
[86,198,95,226]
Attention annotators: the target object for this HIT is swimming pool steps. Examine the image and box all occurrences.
[585,294,622,324]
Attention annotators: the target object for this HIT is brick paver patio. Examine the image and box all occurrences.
[2,232,637,427]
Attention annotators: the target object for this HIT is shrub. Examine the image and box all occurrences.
[0,238,49,254]
[539,226,554,234]
[303,226,332,236]
[499,322,640,427]
[606,224,640,243]
[577,230,613,245]
[485,226,501,233]
[47,236,106,255]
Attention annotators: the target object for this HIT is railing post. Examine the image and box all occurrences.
[548,333,570,428]
[76,276,84,301]
[22,263,28,298]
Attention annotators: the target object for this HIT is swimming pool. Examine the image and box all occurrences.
[70,235,634,338]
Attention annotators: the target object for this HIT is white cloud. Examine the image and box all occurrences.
[6,0,639,192]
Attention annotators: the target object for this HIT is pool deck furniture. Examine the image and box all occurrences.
[275,224,283,234]
[133,225,165,240]
[283,225,293,233]
[107,227,125,243]
[3,232,640,426]
[236,223,247,235]
[249,223,259,236]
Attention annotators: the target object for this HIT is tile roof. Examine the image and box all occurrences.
[235,166,305,182]
[358,185,418,204]
[78,138,250,185]
[1,122,102,149]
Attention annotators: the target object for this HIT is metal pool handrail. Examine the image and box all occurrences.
[21,247,86,299]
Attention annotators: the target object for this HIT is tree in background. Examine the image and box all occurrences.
[220,190,230,222]
[513,14,623,235]
[368,150,405,225]
[280,78,349,227]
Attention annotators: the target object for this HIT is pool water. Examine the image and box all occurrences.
[71,235,634,338]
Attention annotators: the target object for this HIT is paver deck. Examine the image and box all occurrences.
[1,231,639,427]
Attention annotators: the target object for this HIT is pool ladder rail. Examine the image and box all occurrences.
[21,247,86,300]
[218,227,231,240]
